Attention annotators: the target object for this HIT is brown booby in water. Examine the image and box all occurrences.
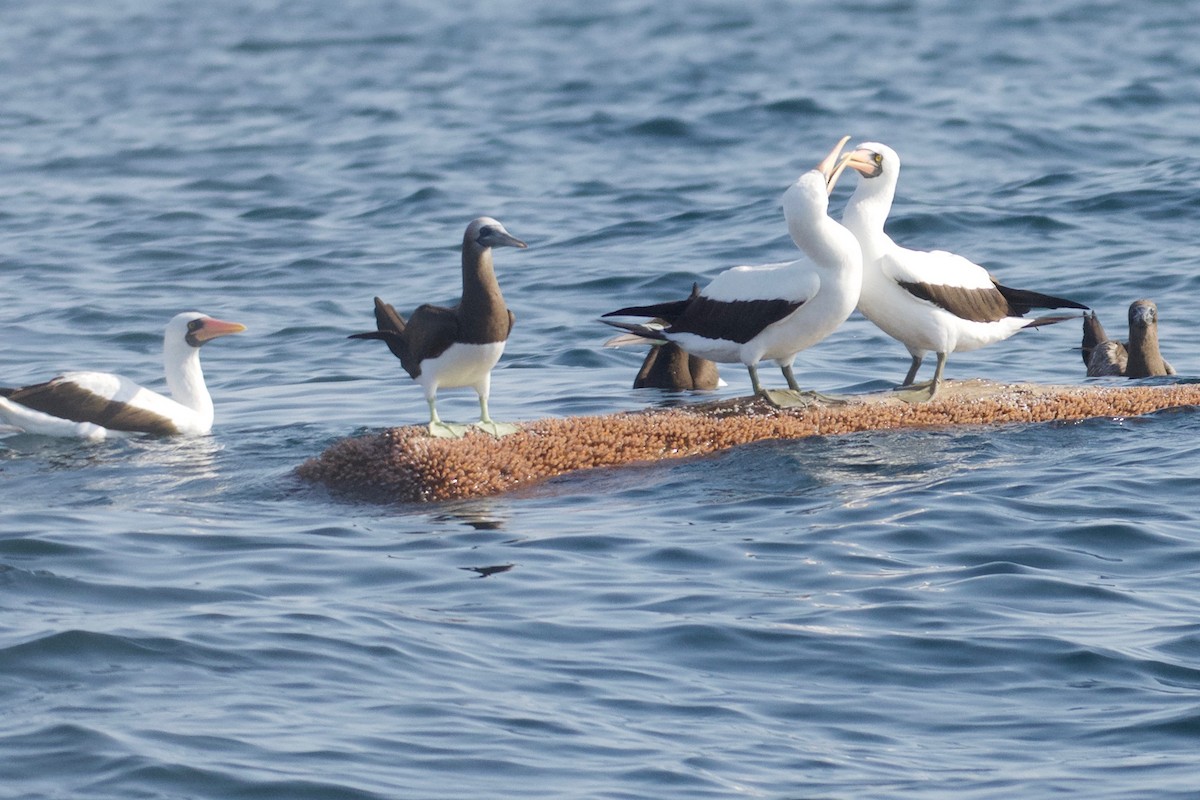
[350,216,526,438]
[602,136,863,407]
[0,312,245,439]
[634,342,722,391]
[840,142,1089,402]
[1083,299,1175,378]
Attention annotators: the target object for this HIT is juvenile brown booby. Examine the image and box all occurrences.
[1083,300,1175,378]
[0,312,245,439]
[350,216,526,438]
[840,142,1089,402]
[602,136,863,407]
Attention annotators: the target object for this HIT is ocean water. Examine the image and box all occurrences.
[3,0,1200,797]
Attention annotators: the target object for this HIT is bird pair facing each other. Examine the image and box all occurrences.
[604,138,1089,403]
[1082,299,1174,378]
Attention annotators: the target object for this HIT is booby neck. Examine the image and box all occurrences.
[783,170,862,275]
[841,142,899,258]
[164,338,211,424]
[457,218,523,344]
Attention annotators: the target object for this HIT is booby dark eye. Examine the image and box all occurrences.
[478,226,495,238]
[188,319,203,332]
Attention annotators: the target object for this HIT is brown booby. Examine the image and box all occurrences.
[840,142,1089,402]
[0,312,245,439]
[602,136,863,407]
[634,341,722,391]
[1083,300,1175,378]
[350,216,526,438]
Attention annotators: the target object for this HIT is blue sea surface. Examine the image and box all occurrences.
[3,1,1200,797]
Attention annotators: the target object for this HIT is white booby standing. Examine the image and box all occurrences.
[1083,300,1175,378]
[841,142,1089,401]
[350,216,526,438]
[0,312,245,439]
[602,136,863,407]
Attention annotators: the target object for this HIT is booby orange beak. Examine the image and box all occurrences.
[193,317,247,343]
[815,135,856,195]
[842,146,885,179]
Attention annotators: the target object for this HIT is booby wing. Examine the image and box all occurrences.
[882,248,1014,323]
[0,372,185,436]
[349,297,462,380]
[884,247,1086,324]
[604,263,819,345]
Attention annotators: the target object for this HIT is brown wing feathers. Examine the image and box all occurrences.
[2,379,180,435]
[899,279,1087,324]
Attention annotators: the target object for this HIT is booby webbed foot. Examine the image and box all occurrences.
[428,420,471,438]
[762,388,848,408]
[892,380,940,404]
[473,420,520,437]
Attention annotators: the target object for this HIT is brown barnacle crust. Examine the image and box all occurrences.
[294,381,1200,503]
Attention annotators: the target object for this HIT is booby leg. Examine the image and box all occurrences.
[747,363,766,397]
[427,397,469,439]
[893,352,947,403]
[899,353,924,387]
[763,363,847,408]
[473,391,519,437]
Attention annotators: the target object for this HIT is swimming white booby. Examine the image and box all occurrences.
[1083,300,1175,378]
[602,136,863,407]
[0,312,245,439]
[349,216,526,438]
[841,142,1089,402]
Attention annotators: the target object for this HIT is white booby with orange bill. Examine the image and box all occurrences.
[602,136,863,407]
[350,216,526,438]
[841,142,1088,401]
[0,311,245,439]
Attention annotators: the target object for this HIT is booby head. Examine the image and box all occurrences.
[1129,299,1158,331]
[783,135,859,232]
[466,217,527,251]
[170,312,247,349]
[843,141,895,180]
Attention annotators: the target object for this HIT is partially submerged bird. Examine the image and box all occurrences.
[1083,300,1175,378]
[841,142,1088,402]
[0,312,245,439]
[633,340,723,391]
[350,216,526,438]
[602,136,863,407]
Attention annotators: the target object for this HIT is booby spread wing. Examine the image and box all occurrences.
[348,297,461,380]
[0,373,184,436]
